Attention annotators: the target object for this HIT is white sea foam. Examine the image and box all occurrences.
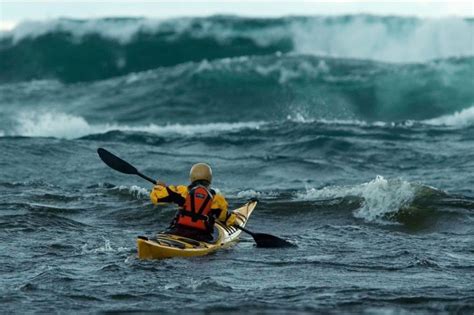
[235,189,279,200]
[115,185,149,199]
[2,18,165,44]
[12,112,264,139]
[3,16,473,62]
[297,176,417,222]
[286,112,387,127]
[423,106,474,127]
[254,58,329,84]
[286,114,370,126]
[81,238,129,254]
[7,106,473,140]
[236,190,262,199]
[16,112,94,139]
[291,16,474,62]
[286,106,474,129]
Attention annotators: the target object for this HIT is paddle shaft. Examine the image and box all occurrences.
[136,172,156,185]
[234,225,255,237]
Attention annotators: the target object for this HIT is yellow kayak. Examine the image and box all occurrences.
[137,200,257,259]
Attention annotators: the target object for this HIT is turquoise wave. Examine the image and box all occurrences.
[1,15,473,83]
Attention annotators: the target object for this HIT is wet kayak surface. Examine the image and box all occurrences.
[1,15,474,314]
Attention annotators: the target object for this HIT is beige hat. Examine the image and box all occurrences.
[189,163,212,183]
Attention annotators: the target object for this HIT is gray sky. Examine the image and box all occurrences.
[1,1,473,30]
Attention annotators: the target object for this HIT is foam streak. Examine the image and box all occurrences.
[9,112,264,139]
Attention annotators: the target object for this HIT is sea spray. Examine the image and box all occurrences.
[297,176,418,222]
[8,111,264,139]
[81,237,129,254]
[114,185,150,200]
[423,106,474,127]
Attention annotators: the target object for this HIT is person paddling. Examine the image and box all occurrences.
[150,163,236,242]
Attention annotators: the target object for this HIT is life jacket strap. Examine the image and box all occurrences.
[187,187,212,221]
[178,209,209,222]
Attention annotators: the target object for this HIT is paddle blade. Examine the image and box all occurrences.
[252,233,296,248]
[97,148,138,175]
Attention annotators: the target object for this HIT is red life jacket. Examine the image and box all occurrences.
[176,185,214,231]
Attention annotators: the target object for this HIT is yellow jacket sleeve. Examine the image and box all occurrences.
[212,193,237,226]
[175,185,188,198]
[150,185,188,205]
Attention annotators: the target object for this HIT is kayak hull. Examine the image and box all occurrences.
[137,200,257,260]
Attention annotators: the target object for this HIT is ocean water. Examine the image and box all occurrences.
[1,15,473,314]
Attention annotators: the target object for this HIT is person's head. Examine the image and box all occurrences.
[189,163,212,186]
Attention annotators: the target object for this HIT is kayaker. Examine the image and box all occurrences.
[150,163,237,241]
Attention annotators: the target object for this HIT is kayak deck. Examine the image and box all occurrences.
[137,200,257,259]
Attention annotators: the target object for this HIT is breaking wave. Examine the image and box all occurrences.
[1,15,473,83]
[1,104,474,140]
[297,176,420,222]
[293,175,474,229]
[2,112,263,139]
[423,106,474,127]
[0,55,472,125]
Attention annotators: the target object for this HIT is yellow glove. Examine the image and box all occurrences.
[150,183,169,204]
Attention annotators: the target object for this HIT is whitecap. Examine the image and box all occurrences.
[12,111,264,139]
[297,176,418,222]
[115,185,150,199]
[423,106,474,127]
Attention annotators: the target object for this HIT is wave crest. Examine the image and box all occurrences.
[423,106,474,127]
[295,177,473,229]
[291,16,474,62]
[2,54,471,124]
[4,16,473,61]
[5,112,264,139]
[2,15,473,83]
[2,106,474,140]
[298,176,428,223]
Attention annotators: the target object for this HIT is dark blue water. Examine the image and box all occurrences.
[1,15,473,314]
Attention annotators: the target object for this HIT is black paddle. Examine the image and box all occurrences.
[97,148,156,184]
[234,225,295,248]
[97,147,294,248]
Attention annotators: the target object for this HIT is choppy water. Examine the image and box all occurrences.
[1,15,473,314]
